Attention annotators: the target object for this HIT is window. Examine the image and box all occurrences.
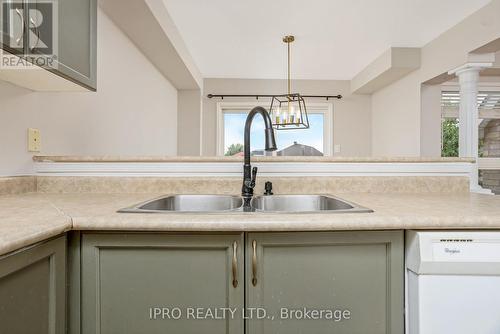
[441,118,459,157]
[217,102,333,156]
[441,89,500,157]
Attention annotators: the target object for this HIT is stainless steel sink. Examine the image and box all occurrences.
[118,195,243,213]
[251,195,373,213]
[118,194,372,214]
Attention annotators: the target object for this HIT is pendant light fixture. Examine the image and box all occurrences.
[269,35,309,130]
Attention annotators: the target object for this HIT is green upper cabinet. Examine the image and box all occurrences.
[81,233,244,334]
[245,231,404,334]
[51,0,97,89]
[0,235,67,334]
[0,0,26,55]
[0,0,96,90]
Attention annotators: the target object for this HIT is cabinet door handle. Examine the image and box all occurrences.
[252,240,258,286]
[15,8,24,46]
[232,241,238,288]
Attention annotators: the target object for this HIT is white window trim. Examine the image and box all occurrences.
[216,101,333,156]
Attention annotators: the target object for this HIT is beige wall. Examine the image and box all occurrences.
[372,80,442,157]
[371,71,421,156]
[177,89,202,155]
[420,84,442,157]
[371,0,500,157]
[201,78,371,156]
[0,9,178,176]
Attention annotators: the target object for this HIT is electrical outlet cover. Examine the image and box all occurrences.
[28,128,41,152]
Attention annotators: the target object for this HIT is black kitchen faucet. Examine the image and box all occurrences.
[241,106,277,210]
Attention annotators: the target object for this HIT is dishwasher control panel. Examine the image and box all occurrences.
[406,231,500,275]
[432,238,500,262]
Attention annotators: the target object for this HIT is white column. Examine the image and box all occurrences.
[457,66,480,157]
[449,63,492,193]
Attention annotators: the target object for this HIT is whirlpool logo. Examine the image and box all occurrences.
[1,0,58,69]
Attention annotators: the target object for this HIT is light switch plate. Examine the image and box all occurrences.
[334,144,341,153]
[28,128,41,152]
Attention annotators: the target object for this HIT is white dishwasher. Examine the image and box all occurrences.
[406,231,500,334]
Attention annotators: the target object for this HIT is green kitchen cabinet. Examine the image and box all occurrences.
[0,0,97,90]
[80,233,244,334]
[79,231,403,334]
[0,235,67,334]
[246,231,404,334]
[51,0,97,90]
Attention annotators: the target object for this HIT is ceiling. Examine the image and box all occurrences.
[163,0,491,80]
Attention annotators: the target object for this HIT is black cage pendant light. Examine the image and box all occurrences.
[269,35,309,130]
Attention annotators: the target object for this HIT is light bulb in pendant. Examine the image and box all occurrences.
[289,103,296,123]
[274,106,281,125]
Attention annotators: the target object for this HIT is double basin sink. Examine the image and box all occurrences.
[119,194,373,214]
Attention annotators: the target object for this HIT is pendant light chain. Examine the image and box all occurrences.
[287,39,291,97]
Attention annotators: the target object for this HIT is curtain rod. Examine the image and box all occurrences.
[206,94,342,100]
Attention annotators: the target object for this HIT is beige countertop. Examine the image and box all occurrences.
[33,155,475,163]
[2,192,500,256]
[0,194,72,257]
